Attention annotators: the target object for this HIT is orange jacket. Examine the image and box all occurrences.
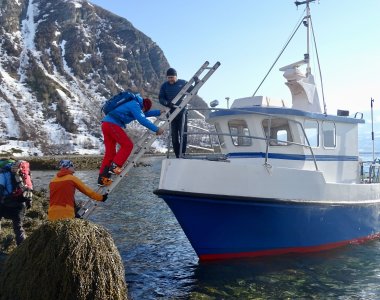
[48,169,103,221]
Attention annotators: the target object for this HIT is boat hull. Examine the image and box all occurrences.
[155,190,380,261]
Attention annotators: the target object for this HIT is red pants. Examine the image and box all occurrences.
[100,122,133,174]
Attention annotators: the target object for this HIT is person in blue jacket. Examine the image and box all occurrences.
[159,68,189,158]
[98,95,164,186]
[0,162,30,246]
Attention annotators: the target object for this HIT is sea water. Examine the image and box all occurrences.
[32,156,380,299]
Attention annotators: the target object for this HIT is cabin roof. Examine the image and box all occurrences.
[209,106,365,124]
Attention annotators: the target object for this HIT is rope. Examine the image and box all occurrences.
[310,16,327,114]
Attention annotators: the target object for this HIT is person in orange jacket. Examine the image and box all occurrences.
[48,160,107,221]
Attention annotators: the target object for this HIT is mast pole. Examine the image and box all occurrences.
[294,0,316,75]
[294,0,315,76]
[306,1,311,75]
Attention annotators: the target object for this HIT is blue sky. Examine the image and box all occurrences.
[89,0,380,116]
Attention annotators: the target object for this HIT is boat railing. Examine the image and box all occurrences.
[360,159,380,183]
[187,124,218,153]
[172,107,318,170]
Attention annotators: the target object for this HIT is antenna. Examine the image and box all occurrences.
[371,98,375,161]
[225,97,230,109]
[295,0,316,7]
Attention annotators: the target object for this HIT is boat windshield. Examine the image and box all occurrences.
[228,119,252,146]
[262,118,293,146]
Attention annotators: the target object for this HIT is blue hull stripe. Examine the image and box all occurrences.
[227,152,358,161]
[155,190,380,260]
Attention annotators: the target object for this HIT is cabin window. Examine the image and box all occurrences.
[228,120,252,146]
[322,121,336,148]
[262,118,293,146]
[304,120,319,147]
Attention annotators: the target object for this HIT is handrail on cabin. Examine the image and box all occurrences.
[361,158,380,183]
[171,107,319,170]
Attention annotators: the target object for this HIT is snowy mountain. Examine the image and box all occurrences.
[1,0,376,158]
[0,0,172,156]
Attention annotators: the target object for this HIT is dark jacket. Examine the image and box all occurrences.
[159,79,188,113]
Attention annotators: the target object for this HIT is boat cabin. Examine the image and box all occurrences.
[205,62,365,184]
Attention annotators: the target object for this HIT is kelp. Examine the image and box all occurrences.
[0,219,128,300]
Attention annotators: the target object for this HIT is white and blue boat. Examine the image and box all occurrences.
[154,1,380,260]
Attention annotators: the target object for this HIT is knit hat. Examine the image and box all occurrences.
[59,159,74,169]
[143,98,152,111]
[166,68,177,77]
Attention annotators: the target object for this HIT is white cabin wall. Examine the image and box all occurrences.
[210,114,361,184]
[293,120,360,183]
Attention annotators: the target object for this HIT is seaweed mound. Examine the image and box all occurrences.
[0,219,128,300]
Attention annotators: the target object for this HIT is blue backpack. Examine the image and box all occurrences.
[101,91,136,115]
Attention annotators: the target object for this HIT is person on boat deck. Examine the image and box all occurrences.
[159,68,190,158]
[48,160,107,221]
[0,160,32,245]
[98,95,164,186]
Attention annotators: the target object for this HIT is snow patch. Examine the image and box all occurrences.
[18,0,40,81]
[0,140,42,157]
[151,139,167,153]
[79,53,92,63]
[64,0,83,8]
[0,102,20,137]
[60,40,74,75]
[113,41,126,51]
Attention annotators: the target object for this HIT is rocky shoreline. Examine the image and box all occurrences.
[21,155,104,170]
[3,154,164,170]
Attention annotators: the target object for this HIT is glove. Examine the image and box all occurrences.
[102,194,108,202]
[193,76,200,84]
